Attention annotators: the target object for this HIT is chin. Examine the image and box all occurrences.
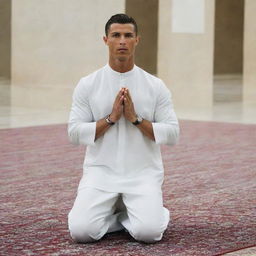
[117,56,127,62]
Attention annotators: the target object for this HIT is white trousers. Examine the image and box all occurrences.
[68,187,170,243]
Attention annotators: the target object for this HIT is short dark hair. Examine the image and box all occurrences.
[105,14,138,36]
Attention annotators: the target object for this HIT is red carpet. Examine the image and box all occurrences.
[0,120,255,255]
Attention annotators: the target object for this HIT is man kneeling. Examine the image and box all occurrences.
[67,13,179,243]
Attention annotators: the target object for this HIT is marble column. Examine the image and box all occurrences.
[243,0,256,105]
[158,0,215,119]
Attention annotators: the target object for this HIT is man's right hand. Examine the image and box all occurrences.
[109,88,125,122]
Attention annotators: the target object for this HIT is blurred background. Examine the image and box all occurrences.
[0,0,255,128]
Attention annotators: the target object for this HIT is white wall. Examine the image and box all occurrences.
[11,0,125,109]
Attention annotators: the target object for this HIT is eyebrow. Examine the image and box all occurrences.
[110,32,135,36]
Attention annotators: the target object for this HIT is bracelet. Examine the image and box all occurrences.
[105,115,115,125]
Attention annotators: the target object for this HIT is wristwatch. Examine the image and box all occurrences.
[105,115,115,125]
[132,115,143,125]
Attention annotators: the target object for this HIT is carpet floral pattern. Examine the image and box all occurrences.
[0,120,255,255]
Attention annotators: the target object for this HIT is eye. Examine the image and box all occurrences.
[125,33,134,38]
[112,33,120,38]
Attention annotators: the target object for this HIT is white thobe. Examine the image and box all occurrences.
[68,64,179,195]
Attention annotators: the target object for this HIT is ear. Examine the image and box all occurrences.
[103,36,108,45]
[135,35,140,46]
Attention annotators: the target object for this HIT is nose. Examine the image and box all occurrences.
[119,35,126,45]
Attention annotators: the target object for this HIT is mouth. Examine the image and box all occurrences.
[118,48,128,51]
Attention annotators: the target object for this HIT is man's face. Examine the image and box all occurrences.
[103,23,139,62]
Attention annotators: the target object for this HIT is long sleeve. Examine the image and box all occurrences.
[68,65,179,194]
[68,78,96,146]
[152,81,179,146]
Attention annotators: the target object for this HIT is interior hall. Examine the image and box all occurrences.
[1,0,255,255]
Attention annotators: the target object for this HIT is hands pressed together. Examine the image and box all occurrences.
[95,87,155,141]
[109,88,137,123]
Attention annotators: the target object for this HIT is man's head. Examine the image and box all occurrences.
[103,14,139,64]
[105,14,138,36]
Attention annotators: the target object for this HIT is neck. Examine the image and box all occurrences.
[108,56,135,73]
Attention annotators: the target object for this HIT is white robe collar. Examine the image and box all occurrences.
[105,63,137,78]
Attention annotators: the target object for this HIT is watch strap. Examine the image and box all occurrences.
[105,115,115,125]
[132,116,143,125]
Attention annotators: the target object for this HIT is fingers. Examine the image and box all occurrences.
[118,94,124,105]
[115,88,124,105]
[123,88,132,104]
[117,88,124,99]
[111,89,124,122]
[125,88,132,100]
[115,87,132,106]
[112,87,136,123]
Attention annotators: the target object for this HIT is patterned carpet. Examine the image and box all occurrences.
[0,120,255,256]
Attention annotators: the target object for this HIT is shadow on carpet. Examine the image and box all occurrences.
[0,120,255,256]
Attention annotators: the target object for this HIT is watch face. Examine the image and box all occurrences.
[137,116,143,122]
[133,115,143,125]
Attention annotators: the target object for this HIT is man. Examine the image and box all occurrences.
[68,14,179,243]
